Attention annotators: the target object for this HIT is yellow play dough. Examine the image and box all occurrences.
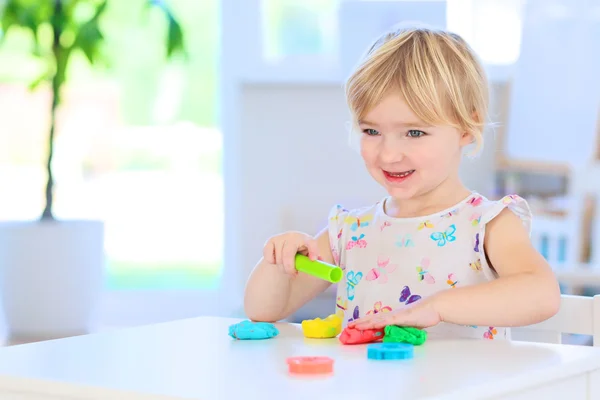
[301,314,342,338]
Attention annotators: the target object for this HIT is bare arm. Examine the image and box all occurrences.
[243,227,335,322]
[432,208,561,327]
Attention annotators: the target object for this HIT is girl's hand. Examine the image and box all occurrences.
[348,298,442,330]
[262,231,319,276]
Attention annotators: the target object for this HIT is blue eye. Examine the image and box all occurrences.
[362,128,380,136]
[407,130,425,138]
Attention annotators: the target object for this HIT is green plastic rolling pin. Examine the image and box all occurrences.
[294,254,343,283]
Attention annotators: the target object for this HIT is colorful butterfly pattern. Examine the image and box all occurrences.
[328,193,526,342]
[345,215,373,231]
[335,296,347,318]
[331,247,340,266]
[346,234,367,250]
[399,286,421,305]
[484,327,498,339]
[395,234,415,248]
[347,305,360,323]
[502,195,518,205]
[346,271,362,301]
[470,258,482,272]
[430,224,457,246]
[441,208,459,218]
[329,205,349,223]
[468,196,483,207]
[366,301,392,315]
[366,256,398,284]
[446,273,458,288]
[416,257,435,284]
[418,220,434,230]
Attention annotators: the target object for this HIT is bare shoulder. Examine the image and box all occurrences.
[485,207,530,243]
[483,208,549,276]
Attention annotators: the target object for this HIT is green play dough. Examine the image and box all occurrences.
[383,325,427,345]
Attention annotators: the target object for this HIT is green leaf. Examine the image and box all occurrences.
[146,0,186,59]
[1,0,53,55]
[1,0,53,32]
[28,68,50,90]
[62,0,85,20]
[165,12,185,58]
[70,0,107,65]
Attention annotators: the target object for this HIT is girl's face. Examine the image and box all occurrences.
[359,92,472,201]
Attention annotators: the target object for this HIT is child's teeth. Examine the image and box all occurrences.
[390,170,412,177]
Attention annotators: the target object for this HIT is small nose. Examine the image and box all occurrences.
[378,135,404,163]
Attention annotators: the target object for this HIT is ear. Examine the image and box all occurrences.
[459,131,475,147]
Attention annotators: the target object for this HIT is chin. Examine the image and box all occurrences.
[385,186,420,200]
[372,173,419,199]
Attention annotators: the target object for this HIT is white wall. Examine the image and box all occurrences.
[236,84,385,289]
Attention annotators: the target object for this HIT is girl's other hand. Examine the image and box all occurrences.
[348,297,442,330]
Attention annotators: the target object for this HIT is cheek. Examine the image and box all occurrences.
[359,139,377,164]
[412,140,457,170]
[408,144,436,165]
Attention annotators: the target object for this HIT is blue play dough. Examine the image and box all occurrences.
[367,343,414,360]
[228,320,279,340]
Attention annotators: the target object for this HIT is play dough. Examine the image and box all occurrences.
[301,314,342,338]
[383,325,427,345]
[367,343,414,360]
[228,320,279,340]
[338,326,385,344]
[287,356,334,374]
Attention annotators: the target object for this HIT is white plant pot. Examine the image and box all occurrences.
[0,220,105,341]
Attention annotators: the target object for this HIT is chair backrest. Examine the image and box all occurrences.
[512,295,600,346]
[530,214,579,269]
[530,162,600,287]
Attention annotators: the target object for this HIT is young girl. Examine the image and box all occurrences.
[243,26,561,340]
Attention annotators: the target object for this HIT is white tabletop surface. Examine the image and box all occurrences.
[0,316,598,400]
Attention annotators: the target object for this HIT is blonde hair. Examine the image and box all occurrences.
[345,25,489,153]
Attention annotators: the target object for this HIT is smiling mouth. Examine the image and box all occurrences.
[384,170,414,178]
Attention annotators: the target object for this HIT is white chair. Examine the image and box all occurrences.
[530,213,578,271]
[528,161,600,292]
[550,163,600,290]
[512,294,600,346]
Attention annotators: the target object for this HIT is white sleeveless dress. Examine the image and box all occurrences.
[327,193,532,340]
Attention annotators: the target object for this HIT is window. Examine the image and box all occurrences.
[260,0,526,66]
[261,0,339,62]
[0,0,222,293]
[447,0,525,65]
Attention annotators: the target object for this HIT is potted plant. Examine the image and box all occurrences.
[0,0,185,342]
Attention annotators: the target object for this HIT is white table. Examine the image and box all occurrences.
[0,317,598,400]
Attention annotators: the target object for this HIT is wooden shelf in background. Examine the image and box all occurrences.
[534,209,568,218]
[496,157,571,176]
